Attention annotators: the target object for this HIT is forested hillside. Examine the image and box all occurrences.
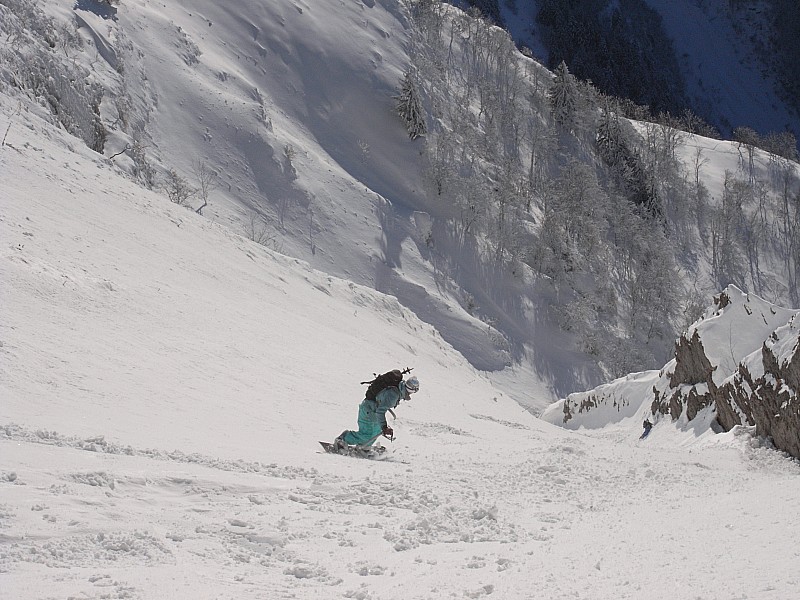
[771,0,800,113]
[403,1,800,386]
[465,0,800,148]
[2,0,799,407]
[535,0,686,116]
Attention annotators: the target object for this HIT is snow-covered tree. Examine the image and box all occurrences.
[0,0,106,152]
[548,61,578,127]
[596,104,626,168]
[710,171,748,289]
[192,160,218,216]
[163,169,196,207]
[395,69,427,140]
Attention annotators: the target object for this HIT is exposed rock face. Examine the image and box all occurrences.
[714,338,800,460]
[562,392,625,423]
[653,318,800,460]
[670,330,716,388]
[651,329,716,421]
[553,286,800,459]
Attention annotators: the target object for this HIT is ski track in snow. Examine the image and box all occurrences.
[3,422,799,600]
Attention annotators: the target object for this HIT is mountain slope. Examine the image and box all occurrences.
[498,0,800,144]
[643,0,799,139]
[3,0,800,418]
[4,75,800,600]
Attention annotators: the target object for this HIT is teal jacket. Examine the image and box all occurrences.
[371,384,405,428]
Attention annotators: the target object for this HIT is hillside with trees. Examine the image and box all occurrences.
[465,0,800,152]
[535,0,687,116]
[403,1,800,387]
[1,0,799,409]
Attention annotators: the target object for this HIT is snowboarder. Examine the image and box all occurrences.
[332,374,420,453]
[640,418,653,439]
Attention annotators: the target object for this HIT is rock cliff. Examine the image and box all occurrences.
[652,290,800,458]
[549,286,800,460]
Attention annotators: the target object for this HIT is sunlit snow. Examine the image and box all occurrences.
[2,1,800,599]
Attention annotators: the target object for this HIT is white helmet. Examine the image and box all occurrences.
[404,376,420,393]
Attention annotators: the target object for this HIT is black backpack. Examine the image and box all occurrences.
[361,368,411,401]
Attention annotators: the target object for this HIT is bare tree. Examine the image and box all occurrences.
[243,213,272,245]
[2,103,21,147]
[692,146,709,189]
[131,134,157,189]
[163,169,196,207]
[283,144,297,180]
[733,126,759,183]
[192,160,218,215]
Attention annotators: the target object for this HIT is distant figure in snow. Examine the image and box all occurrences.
[640,418,653,439]
[333,371,420,452]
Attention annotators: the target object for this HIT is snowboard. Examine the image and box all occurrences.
[319,441,387,460]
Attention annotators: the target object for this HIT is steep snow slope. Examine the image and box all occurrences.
[28,0,569,406]
[499,0,799,142]
[5,0,797,417]
[107,0,530,383]
[643,0,798,140]
[74,0,423,269]
[4,94,800,600]
[0,109,516,464]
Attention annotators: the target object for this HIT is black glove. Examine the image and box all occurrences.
[382,425,394,439]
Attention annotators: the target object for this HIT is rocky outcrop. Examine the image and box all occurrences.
[649,288,800,459]
[550,286,800,459]
[652,317,800,460]
[562,391,630,423]
[669,330,715,388]
[651,328,717,422]
[713,337,800,460]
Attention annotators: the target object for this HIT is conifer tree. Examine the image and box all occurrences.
[549,61,578,127]
[596,105,625,167]
[395,70,427,140]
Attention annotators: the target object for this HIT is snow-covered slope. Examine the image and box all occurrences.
[0,102,515,464]
[4,86,800,600]
[104,0,533,389]
[499,0,800,143]
[0,0,572,408]
[643,0,798,139]
[5,0,798,417]
[61,0,423,268]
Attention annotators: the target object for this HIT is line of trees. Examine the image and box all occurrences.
[401,0,800,378]
[402,1,685,375]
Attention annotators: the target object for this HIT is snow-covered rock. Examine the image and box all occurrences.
[546,286,800,459]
